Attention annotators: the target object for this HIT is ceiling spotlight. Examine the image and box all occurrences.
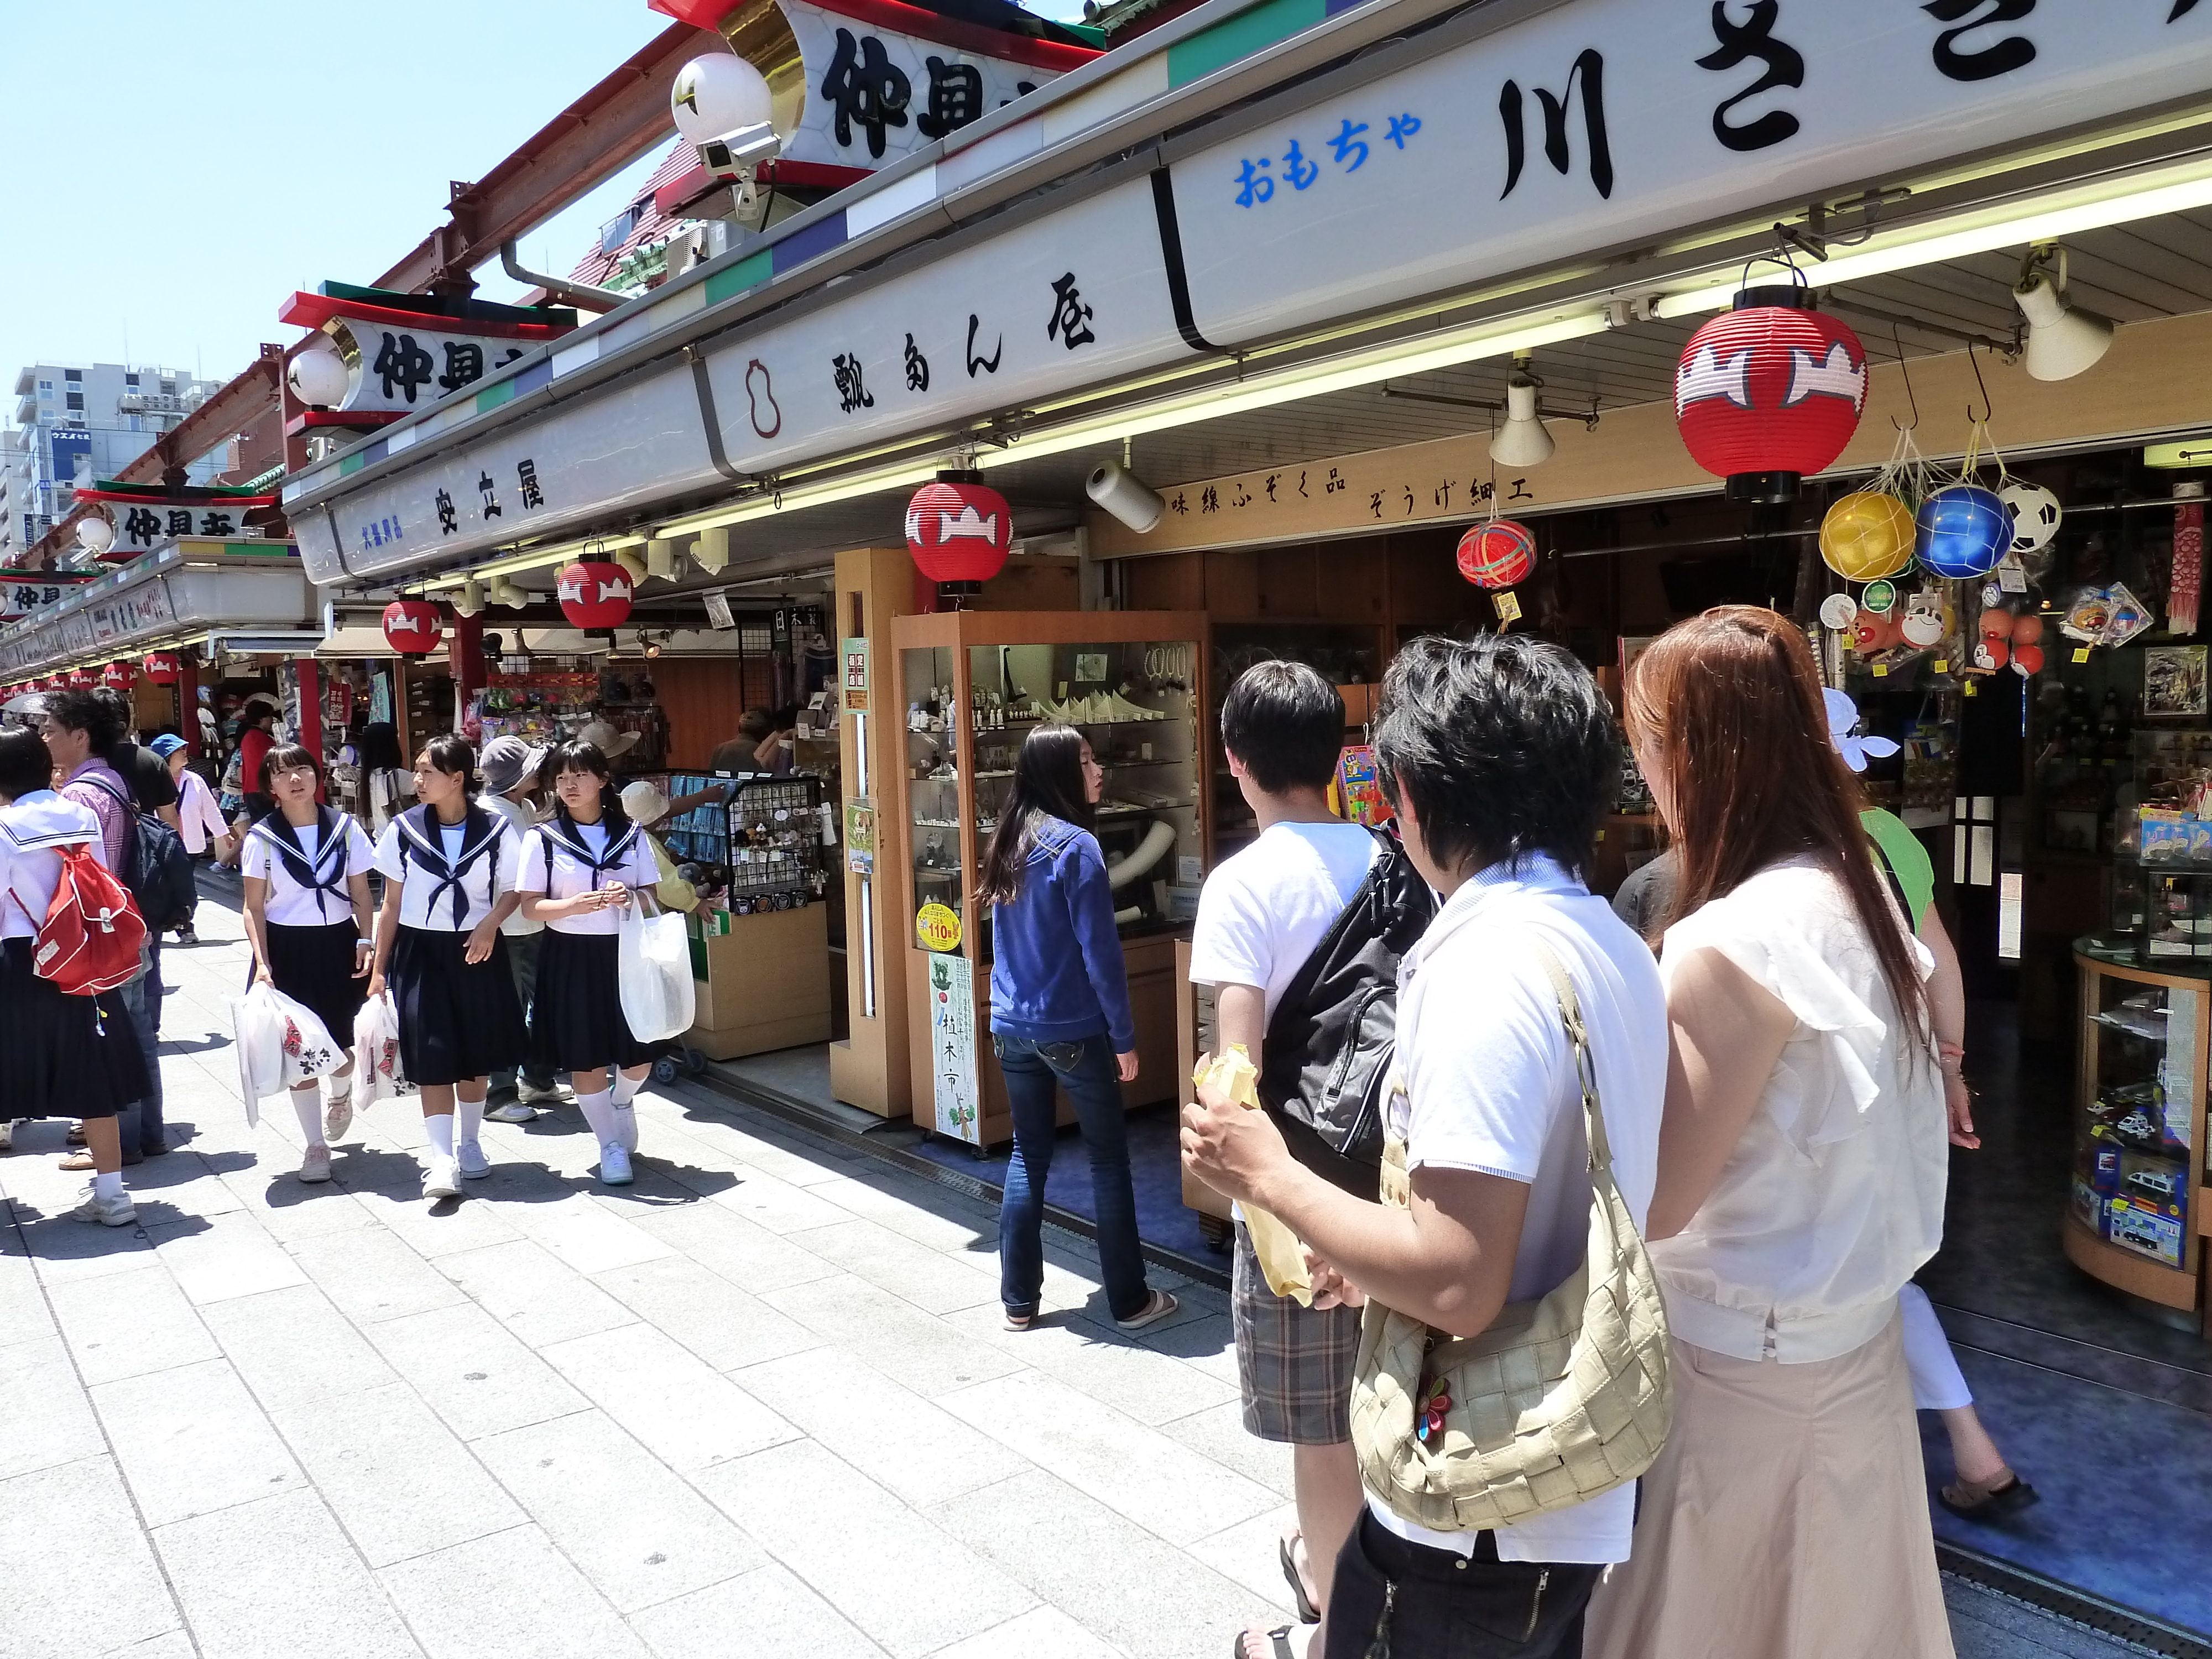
[487,575,528,609]
[1085,461,1166,533]
[1489,355,1556,468]
[2014,244,2114,382]
[452,577,485,618]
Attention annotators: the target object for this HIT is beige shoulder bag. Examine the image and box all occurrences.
[1349,943,1673,1532]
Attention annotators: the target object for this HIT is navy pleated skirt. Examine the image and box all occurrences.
[390,926,526,1087]
[528,928,655,1074]
[0,938,149,1118]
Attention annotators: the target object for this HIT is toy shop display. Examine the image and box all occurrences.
[471,664,600,751]
[1819,491,1915,581]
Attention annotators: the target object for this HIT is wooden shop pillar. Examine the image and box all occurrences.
[828,545,922,1119]
[447,614,487,712]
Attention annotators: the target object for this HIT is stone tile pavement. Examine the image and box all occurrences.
[0,895,2152,1658]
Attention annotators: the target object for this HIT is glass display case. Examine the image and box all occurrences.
[893,609,1209,1148]
[2069,941,2209,1322]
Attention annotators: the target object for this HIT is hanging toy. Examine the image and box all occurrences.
[1817,592,1860,632]
[1456,517,1537,630]
[1897,589,1950,649]
[1917,485,2011,580]
[1968,634,2011,673]
[1997,479,2064,555]
[2010,612,2044,648]
[1850,608,1900,652]
[1819,491,1916,581]
[1824,688,1901,773]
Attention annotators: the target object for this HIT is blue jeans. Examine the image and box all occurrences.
[994,1032,1151,1322]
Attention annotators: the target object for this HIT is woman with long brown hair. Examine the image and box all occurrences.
[1586,607,1952,1659]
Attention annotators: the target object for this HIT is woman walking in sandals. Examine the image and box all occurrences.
[239,744,375,1183]
[366,738,526,1202]
[976,723,1176,1334]
[514,739,660,1187]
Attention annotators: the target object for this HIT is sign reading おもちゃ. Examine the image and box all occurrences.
[778,0,1097,175]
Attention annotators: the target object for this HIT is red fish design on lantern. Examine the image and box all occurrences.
[557,562,635,629]
[1675,285,1867,503]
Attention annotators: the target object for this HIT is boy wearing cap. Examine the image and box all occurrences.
[478,735,567,1118]
[153,733,232,945]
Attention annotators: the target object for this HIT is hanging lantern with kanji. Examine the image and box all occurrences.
[1674,286,1867,503]
[1455,518,1537,629]
[382,599,445,656]
[557,561,635,630]
[905,473,1013,603]
[100,661,133,691]
[142,652,181,685]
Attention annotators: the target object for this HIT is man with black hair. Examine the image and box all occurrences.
[1185,634,1669,1659]
[1189,660,1380,1659]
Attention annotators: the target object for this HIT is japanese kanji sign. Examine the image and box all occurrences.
[73,491,276,561]
[320,319,530,416]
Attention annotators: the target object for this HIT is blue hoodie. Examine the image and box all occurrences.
[988,816,1136,1052]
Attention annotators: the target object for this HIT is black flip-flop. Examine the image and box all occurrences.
[1940,1470,2040,1521]
[1279,1533,1321,1624]
[1232,1626,1301,1659]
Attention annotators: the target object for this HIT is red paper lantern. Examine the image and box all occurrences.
[557,561,635,629]
[1455,520,1537,589]
[382,599,445,656]
[100,661,133,690]
[142,652,181,684]
[65,670,94,688]
[1675,287,1866,503]
[905,475,1013,593]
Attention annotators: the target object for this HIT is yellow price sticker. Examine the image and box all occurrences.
[2072,646,2091,664]
[1872,663,1888,677]
[1933,659,1949,674]
[915,901,962,953]
[1963,679,1979,697]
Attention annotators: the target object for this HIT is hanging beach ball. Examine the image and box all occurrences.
[1674,286,1867,502]
[1997,480,2063,554]
[1818,491,1915,582]
[1455,519,1537,589]
[1915,484,2011,580]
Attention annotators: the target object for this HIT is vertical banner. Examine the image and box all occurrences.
[2171,502,2203,636]
[928,951,980,1144]
[842,636,870,712]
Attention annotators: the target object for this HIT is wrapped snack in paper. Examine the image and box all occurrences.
[1192,1045,1312,1305]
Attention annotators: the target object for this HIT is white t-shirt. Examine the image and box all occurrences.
[1370,855,1667,1567]
[1652,854,1945,1365]
[482,794,544,936]
[1187,820,1381,1021]
[519,817,657,936]
[177,768,229,854]
[242,812,375,929]
[0,792,107,941]
[372,810,522,933]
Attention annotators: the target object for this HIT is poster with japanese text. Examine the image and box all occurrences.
[930,951,980,1144]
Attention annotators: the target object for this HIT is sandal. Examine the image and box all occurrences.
[1278,1531,1320,1625]
[1939,1468,2039,1520]
[58,1151,96,1171]
[1233,1626,1306,1659]
[66,1125,86,1147]
[1115,1289,1180,1332]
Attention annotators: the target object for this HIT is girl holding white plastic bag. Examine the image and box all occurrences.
[515,739,661,1187]
[240,743,375,1183]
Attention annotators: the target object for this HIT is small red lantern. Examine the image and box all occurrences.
[905,474,1013,599]
[382,599,445,656]
[65,669,94,689]
[143,652,181,685]
[557,561,634,630]
[100,661,133,691]
[1455,520,1537,589]
[1675,286,1866,503]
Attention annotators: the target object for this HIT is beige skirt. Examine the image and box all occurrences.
[1584,1312,1953,1659]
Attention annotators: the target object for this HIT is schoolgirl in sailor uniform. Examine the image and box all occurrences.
[366,737,526,1201]
[239,743,375,1185]
[517,739,660,1187]
[0,726,150,1225]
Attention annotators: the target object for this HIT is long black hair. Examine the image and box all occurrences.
[545,738,631,838]
[974,723,1092,907]
[0,726,51,802]
[416,735,478,795]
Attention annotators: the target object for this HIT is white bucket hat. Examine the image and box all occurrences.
[576,718,640,759]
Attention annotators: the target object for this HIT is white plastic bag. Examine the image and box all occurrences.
[352,992,408,1104]
[229,984,346,1123]
[618,908,696,1044]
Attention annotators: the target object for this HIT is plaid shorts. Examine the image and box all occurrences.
[1233,1215,1361,1444]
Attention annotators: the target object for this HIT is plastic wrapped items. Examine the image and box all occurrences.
[1191,1044,1312,1305]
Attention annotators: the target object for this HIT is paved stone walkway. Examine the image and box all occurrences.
[0,894,2152,1658]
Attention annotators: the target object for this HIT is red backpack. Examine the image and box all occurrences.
[30,841,147,995]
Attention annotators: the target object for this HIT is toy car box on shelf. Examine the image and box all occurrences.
[2105,1193,2187,1268]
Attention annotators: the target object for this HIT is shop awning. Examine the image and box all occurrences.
[0,540,314,679]
[283,0,2212,592]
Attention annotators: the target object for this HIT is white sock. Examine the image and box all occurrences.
[92,1170,124,1200]
[576,1088,618,1149]
[424,1113,455,1161]
[456,1093,485,1150]
[611,1068,645,1107]
[324,1068,353,1103]
[290,1087,325,1148]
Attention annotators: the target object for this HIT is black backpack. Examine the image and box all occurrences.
[1256,827,1437,1196]
[81,775,199,936]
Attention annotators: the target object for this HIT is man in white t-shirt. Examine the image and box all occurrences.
[1189,661,1385,1659]
[1185,634,1668,1659]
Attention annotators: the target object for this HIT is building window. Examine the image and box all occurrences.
[64,392,83,411]
[124,373,139,387]
[63,368,80,382]
[129,415,142,431]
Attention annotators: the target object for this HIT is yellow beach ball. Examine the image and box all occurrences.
[1820,491,1915,582]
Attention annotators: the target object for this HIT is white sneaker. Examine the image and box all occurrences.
[324,1094,354,1144]
[422,1157,462,1200]
[598,1142,633,1186]
[70,1188,137,1227]
[455,1140,491,1180]
[485,1099,538,1124]
[611,1104,638,1152]
[298,1145,333,1184]
[517,1078,570,1105]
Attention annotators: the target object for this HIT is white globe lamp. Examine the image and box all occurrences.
[672,55,779,180]
[76,516,116,555]
[289,342,351,409]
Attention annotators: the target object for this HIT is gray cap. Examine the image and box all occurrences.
[479,734,547,796]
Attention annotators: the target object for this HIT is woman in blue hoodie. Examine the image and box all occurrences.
[977,723,1177,1333]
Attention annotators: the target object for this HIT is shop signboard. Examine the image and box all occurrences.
[1169,0,2212,344]
[317,319,533,416]
[0,578,76,624]
[778,0,1093,176]
[87,582,175,646]
[928,948,981,1145]
[842,635,870,712]
[74,489,277,560]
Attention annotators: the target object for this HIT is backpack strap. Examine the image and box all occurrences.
[1260,826,1410,1058]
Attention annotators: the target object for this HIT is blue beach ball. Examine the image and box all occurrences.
[1914,484,2011,581]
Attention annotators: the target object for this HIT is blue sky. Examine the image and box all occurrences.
[0,3,685,399]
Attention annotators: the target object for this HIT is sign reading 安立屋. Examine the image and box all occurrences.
[778,0,1095,174]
